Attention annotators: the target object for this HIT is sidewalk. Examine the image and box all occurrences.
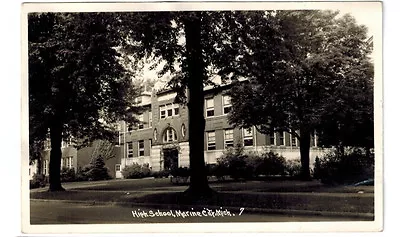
[30,179,374,219]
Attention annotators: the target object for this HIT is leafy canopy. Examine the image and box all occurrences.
[29,12,141,152]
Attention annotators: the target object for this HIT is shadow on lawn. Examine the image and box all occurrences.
[123,190,374,214]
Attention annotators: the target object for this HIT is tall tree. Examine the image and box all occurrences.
[120,11,250,195]
[28,13,140,191]
[226,11,373,179]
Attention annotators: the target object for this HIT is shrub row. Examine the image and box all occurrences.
[121,163,151,179]
[213,146,301,180]
[314,148,374,185]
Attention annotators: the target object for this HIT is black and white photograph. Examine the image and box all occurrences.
[21,1,382,234]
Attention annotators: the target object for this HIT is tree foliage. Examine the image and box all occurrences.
[28,12,140,191]
[118,11,248,195]
[226,11,373,179]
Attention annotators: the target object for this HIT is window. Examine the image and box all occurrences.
[291,133,298,147]
[43,160,48,175]
[160,110,166,119]
[127,142,134,158]
[243,127,254,146]
[311,131,317,147]
[279,131,285,146]
[62,156,73,169]
[61,157,66,169]
[205,98,214,117]
[153,129,158,141]
[68,156,73,169]
[60,156,74,169]
[163,127,178,143]
[138,114,144,129]
[269,132,276,146]
[207,131,216,150]
[138,140,145,156]
[224,129,234,148]
[159,103,179,119]
[115,164,121,172]
[149,111,152,127]
[223,95,232,114]
[181,123,186,137]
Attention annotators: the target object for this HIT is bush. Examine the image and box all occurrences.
[30,174,47,189]
[285,159,302,177]
[317,148,374,184]
[152,170,170,178]
[216,146,290,180]
[217,146,253,180]
[122,163,151,179]
[75,166,90,181]
[85,155,112,181]
[257,151,286,176]
[170,167,190,177]
[60,168,76,182]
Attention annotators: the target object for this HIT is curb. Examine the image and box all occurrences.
[30,199,374,219]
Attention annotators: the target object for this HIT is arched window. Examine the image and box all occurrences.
[163,127,178,143]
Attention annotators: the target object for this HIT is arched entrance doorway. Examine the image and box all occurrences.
[161,127,179,170]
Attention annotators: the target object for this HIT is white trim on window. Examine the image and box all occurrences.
[43,160,48,175]
[138,114,144,129]
[160,103,180,119]
[163,127,178,143]
[269,132,276,146]
[290,132,298,147]
[224,129,234,148]
[243,127,254,146]
[279,131,285,146]
[207,131,216,150]
[311,130,318,147]
[127,142,134,158]
[222,95,232,114]
[138,140,145,156]
[205,98,215,117]
[149,111,152,128]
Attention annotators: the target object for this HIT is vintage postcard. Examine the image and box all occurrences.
[21,1,383,234]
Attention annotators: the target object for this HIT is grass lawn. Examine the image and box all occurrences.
[30,179,374,214]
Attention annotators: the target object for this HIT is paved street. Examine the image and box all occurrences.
[30,200,370,224]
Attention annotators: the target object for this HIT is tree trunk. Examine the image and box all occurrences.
[36,157,42,175]
[183,13,213,197]
[299,127,311,180]
[48,121,65,191]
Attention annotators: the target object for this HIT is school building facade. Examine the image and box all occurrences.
[114,85,326,178]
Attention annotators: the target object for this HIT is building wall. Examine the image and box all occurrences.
[116,87,325,178]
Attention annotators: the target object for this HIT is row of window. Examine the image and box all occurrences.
[61,156,74,169]
[205,95,232,117]
[40,156,73,176]
[125,129,317,155]
[44,138,73,150]
[205,129,317,151]
[127,140,149,158]
[206,127,254,150]
[160,103,179,119]
[158,96,230,120]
